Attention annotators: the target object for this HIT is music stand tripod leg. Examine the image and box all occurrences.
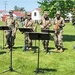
[35,40,44,73]
[37,40,40,72]
[34,29,37,53]
[35,40,40,73]
[8,30,13,71]
[34,40,36,53]
[46,40,50,53]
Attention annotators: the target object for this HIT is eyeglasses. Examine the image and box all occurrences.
[57,14,60,15]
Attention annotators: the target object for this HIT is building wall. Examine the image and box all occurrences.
[0,14,3,21]
[31,9,41,21]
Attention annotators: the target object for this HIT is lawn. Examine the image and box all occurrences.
[0,21,75,75]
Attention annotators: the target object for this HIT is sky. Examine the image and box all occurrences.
[0,0,40,11]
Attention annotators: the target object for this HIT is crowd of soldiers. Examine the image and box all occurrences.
[5,10,65,53]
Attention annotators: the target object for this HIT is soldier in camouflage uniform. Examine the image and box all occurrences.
[23,12,35,50]
[53,11,65,52]
[5,10,19,48]
[39,11,51,51]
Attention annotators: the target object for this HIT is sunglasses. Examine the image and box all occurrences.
[27,15,31,16]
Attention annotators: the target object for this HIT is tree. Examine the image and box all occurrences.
[38,0,75,18]
[14,6,25,11]
[20,7,25,11]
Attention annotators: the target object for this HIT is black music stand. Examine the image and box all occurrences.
[40,32,50,53]
[41,29,55,53]
[19,28,33,51]
[0,26,9,49]
[34,26,37,53]
[29,32,50,73]
[19,28,33,33]
[0,29,22,75]
[41,29,55,33]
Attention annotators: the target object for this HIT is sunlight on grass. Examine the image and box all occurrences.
[0,21,75,75]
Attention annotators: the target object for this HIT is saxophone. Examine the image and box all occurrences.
[54,22,60,33]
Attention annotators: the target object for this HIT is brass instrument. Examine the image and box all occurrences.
[41,21,50,29]
[54,22,60,30]
[26,20,33,27]
[54,22,61,33]
[25,20,35,31]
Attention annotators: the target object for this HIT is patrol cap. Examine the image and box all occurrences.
[56,11,61,15]
[9,10,13,13]
[44,11,48,15]
[27,12,31,16]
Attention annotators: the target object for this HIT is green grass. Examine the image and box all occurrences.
[0,21,75,75]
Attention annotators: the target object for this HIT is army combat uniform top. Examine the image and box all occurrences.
[23,18,35,49]
[5,15,19,48]
[39,16,51,30]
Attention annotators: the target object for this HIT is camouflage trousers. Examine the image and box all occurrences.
[42,40,49,50]
[24,33,32,48]
[6,33,15,48]
[42,28,49,50]
[54,30,63,49]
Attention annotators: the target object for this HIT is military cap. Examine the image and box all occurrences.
[56,11,61,15]
[9,10,13,13]
[44,11,48,15]
[27,12,31,16]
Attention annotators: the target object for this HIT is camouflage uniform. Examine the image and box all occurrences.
[54,11,65,51]
[39,11,51,51]
[5,10,19,48]
[24,12,35,49]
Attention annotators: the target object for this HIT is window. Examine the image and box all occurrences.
[34,12,37,16]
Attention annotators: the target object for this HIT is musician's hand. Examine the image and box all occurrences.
[58,23,61,27]
[40,25,44,29]
[33,27,35,31]
[59,24,62,27]
[53,25,56,30]
[13,31,16,35]
[27,27,31,28]
[53,25,59,30]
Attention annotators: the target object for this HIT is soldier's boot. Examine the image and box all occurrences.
[42,41,45,50]
[45,46,48,53]
[7,40,11,49]
[45,44,48,53]
[59,48,64,53]
[28,41,32,50]
[54,45,58,52]
[24,41,28,51]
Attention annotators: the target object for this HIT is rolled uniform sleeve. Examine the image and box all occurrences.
[61,18,65,27]
[24,19,28,28]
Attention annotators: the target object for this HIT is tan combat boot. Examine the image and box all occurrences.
[59,48,63,53]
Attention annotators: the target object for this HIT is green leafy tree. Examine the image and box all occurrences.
[38,0,75,18]
[14,6,26,11]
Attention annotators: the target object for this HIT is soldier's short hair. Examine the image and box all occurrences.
[44,11,48,15]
